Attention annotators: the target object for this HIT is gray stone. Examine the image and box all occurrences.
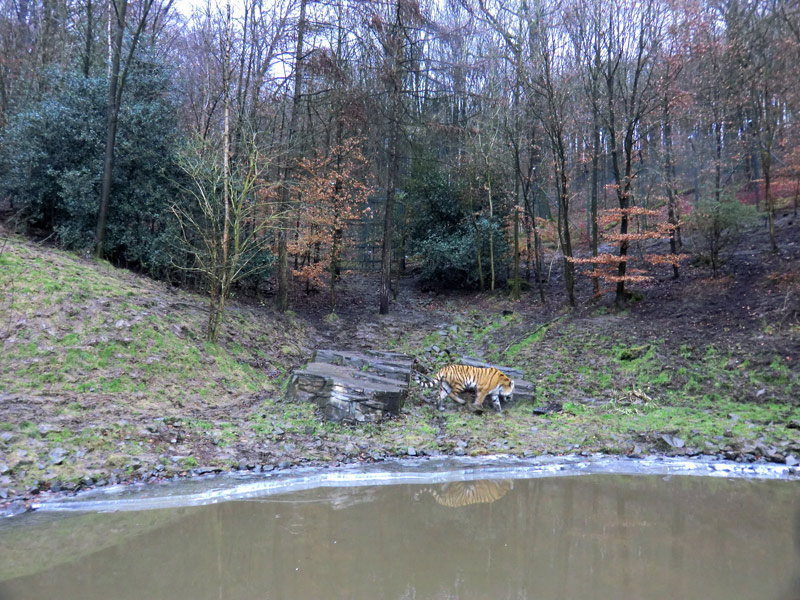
[0,463,9,475]
[287,354,411,424]
[661,434,685,449]
[785,454,798,467]
[195,467,222,475]
[313,349,414,384]
[0,500,27,518]
[49,447,68,465]
[37,423,59,436]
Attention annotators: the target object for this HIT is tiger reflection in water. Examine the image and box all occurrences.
[415,479,513,507]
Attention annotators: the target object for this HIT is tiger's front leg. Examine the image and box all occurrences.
[490,391,502,413]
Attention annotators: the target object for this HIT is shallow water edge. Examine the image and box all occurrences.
[22,454,799,515]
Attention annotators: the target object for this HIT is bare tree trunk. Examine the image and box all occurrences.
[216,2,232,341]
[663,94,680,279]
[83,0,92,77]
[512,205,521,301]
[466,178,484,292]
[330,226,340,312]
[750,116,761,211]
[764,147,776,252]
[95,0,127,259]
[761,87,778,252]
[277,0,307,312]
[590,102,600,295]
[487,170,495,292]
[379,1,403,315]
[380,90,399,314]
[714,115,722,204]
[95,0,153,258]
[555,141,575,306]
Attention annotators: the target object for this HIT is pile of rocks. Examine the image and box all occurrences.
[285,349,414,424]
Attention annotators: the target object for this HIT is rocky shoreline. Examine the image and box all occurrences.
[4,432,799,518]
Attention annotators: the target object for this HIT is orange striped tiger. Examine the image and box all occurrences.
[415,480,513,507]
[415,364,514,412]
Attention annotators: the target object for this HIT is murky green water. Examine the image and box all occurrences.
[1,474,798,600]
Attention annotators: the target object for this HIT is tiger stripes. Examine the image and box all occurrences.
[416,480,513,507]
[414,364,515,412]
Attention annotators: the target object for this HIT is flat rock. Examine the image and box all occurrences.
[287,352,413,424]
[313,349,414,384]
[48,448,68,465]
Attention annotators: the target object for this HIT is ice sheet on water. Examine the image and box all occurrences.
[30,454,797,514]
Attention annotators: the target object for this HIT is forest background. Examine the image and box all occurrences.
[2,0,799,329]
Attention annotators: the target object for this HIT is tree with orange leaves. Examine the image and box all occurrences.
[292,138,373,313]
[569,206,687,294]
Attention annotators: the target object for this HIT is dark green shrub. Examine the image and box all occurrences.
[0,61,182,278]
[404,154,509,290]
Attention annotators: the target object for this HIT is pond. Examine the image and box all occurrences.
[1,457,798,600]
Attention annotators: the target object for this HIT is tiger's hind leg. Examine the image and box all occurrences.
[471,390,488,413]
[437,381,455,411]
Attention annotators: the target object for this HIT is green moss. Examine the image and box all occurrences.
[506,328,546,361]
[180,456,199,469]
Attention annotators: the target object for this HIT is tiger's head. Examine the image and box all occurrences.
[499,377,514,402]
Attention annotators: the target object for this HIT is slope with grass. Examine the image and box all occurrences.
[1,216,799,510]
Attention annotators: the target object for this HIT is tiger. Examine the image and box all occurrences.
[414,364,515,413]
[415,480,513,507]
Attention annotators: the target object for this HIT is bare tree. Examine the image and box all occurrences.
[600,0,666,305]
[95,0,172,258]
[173,135,281,342]
[366,0,420,314]
[276,0,308,311]
[479,0,576,305]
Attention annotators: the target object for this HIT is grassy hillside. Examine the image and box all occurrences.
[1,238,308,401]
[0,236,316,495]
[1,225,799,507]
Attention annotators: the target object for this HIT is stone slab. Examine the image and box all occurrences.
[286,359,411,424]
[313,349,414,384]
